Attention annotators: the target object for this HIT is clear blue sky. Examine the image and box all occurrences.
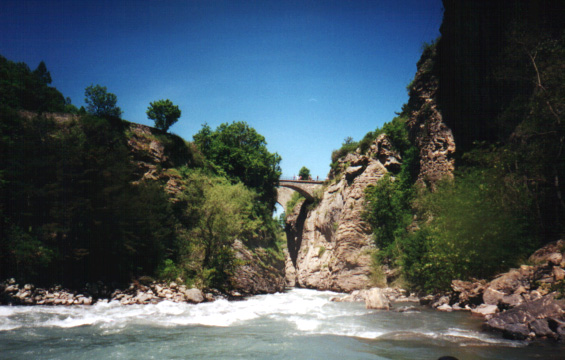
[1,0,442,180]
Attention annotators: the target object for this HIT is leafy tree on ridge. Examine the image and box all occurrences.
[84,84,122,119]
[146,99,181,132]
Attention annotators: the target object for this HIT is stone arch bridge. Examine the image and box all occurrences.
[277,179,324,213]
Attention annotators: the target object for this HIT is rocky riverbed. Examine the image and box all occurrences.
[427,239,565,341]
[0,279,219,306]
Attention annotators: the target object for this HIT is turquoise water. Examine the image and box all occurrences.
[1,289,563,359]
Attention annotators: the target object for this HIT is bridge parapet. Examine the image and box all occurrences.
[279,176,324,184]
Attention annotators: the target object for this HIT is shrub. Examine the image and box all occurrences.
[402,169,535,292]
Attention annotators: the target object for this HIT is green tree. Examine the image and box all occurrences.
[0,56,65,112]
[193,122,282,210]
[298,166,311,180]
[84,84,122,119]
[146,99,181,132]
[32,61,52,85]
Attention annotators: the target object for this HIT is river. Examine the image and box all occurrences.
[1,288,563,359]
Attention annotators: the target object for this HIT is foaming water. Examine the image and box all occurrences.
[1,288,563,359]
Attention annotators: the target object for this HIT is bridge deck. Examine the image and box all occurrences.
[279,179,324,185]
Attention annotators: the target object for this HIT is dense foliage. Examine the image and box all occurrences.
[146,99,181,132]
[0,110,175,286]
[0,56,283,290]
[193,122,282,211]
[0,55,65,112]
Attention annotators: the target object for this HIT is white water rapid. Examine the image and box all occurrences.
[1,288,563,359]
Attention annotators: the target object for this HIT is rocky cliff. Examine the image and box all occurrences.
[284,38,458,292]
[285,134,402,292]
[405,44,455,188]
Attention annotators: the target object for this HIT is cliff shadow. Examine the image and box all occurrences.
[285,200,311,268]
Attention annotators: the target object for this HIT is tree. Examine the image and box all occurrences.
[84,84,122,119]
[193,122,282,210]
[0,56,65,112]
[343,136,354,145]
[146,99,181,132]
[298,166,311,180]
[33,61,52,85]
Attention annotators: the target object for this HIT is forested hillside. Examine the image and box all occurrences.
[0,55,284,292]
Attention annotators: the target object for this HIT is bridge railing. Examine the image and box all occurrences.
[279,176,325,183]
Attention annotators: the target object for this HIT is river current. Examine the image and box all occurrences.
[1,288,563,359]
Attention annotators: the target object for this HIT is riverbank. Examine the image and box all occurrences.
[0,278,234,306]
[426,240,565,342]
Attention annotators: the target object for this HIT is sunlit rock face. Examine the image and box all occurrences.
[285,135,400,292]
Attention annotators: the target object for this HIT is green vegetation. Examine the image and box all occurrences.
[285,192,305,215]
[330,137,358,172]
[0,55,65,112]
[0,55,283,291]
[0,110,174,286]
[400,169,534,291]
[298,166,311,180]
[146,99,181,132]
[359,15,565,292]
[84,84,122,120]
[193,121,282,211]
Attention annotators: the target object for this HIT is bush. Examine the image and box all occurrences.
[401,169,535,292]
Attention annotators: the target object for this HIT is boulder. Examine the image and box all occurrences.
[364,288,390,310]
[436,304,453,312]
[419,295,435,306]
[486,296,565,340]
[488,268,532,295]
[451,279,485,305]
[529,319,555,338]
[483,288,505,305]
[528,240,565,265]
[184,288,204,304]
[471,304,499,317]
[500,294,524,308]
[431,295,450,309]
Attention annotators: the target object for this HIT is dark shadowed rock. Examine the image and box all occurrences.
[451,279,486,306]
[529,319,555,338]
[486,296,565,340]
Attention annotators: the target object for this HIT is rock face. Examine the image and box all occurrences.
[230,240,286,295]
[405,44,455,188]
[285,134,400,292]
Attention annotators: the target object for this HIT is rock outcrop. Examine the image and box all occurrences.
[443,240,565,341]
[405,43,455,188]
[230,240,286,295]
[285,134,401,292]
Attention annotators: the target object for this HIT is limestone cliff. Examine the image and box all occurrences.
[285,134,401,292]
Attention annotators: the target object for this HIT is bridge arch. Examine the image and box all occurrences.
[276,179,323,213]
